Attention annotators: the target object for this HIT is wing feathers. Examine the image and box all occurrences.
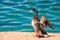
[35,23,47,35]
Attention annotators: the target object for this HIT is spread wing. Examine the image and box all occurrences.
[35,23,47,35]
[44,17,54,30]
[39,16,54,29]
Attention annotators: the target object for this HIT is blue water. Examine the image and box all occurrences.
[0,0,60,33]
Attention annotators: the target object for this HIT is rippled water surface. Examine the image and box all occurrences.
[0,0,60,33]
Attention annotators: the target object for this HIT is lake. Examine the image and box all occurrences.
[0,0,60,33]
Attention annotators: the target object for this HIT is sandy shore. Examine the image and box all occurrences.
[0,32,60,40]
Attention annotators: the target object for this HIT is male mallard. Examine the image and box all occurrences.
[32,8,48,37]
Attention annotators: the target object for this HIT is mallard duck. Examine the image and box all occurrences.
[32,8,48,37]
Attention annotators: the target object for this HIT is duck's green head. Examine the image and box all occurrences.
[32,8,38,20]
[32,8,38,15]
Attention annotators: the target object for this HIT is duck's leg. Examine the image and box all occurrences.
[35,30,43,37]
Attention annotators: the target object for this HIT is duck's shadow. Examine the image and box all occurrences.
[38,35,55,38]
[48,35,54,37]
